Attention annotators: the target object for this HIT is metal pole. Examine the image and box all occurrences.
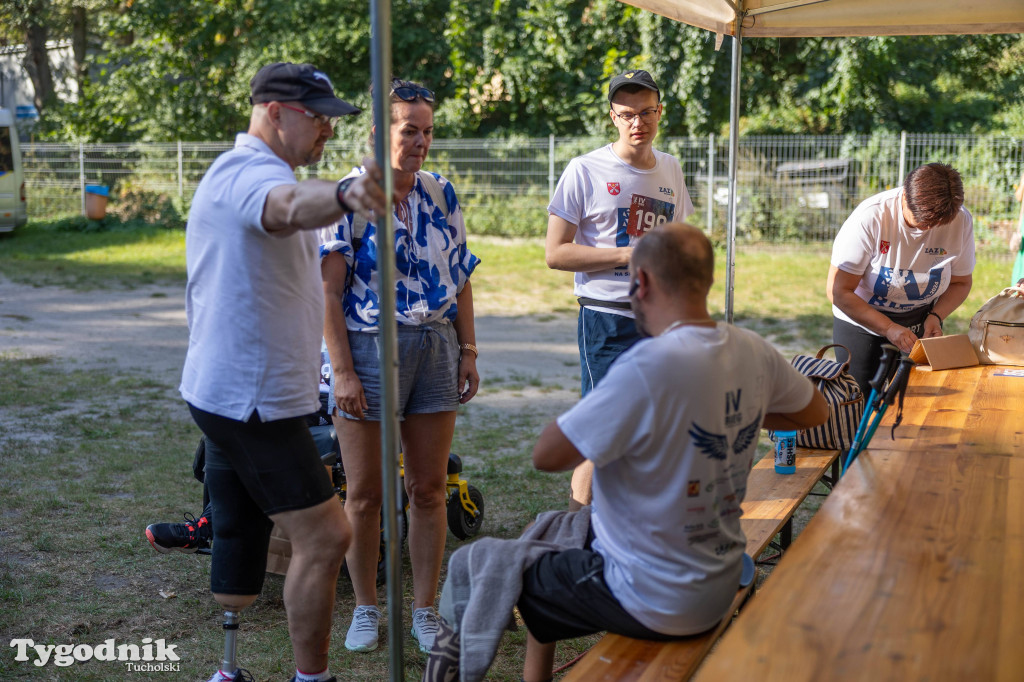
[79,142,85,216]
[177,140,184,198]
[706,132,715,234]
[369,1,403,679]
[898,130,907,186]
[725,20,743,324]
[548,133,555,198]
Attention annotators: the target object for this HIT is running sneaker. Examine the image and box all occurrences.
[345,605,382,652]
[206,668,254,682]
[411,604,442,653]
[146,512,212,554]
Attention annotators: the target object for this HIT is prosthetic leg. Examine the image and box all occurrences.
[221,611,240,674]
[204,467,273,682]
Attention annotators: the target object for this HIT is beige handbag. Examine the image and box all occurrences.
[968,284,1024,366]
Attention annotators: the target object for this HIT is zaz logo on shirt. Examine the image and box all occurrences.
[658,186,675,196]
[925,247,948,255]
[607,182,621,196]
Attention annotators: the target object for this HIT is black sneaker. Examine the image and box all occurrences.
[146,512,212,554]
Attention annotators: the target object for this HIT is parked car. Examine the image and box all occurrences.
[0,108,27,233]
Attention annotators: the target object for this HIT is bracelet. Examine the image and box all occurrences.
[335,177,355,212]
[927,311,943,328]
[459,343,478,358]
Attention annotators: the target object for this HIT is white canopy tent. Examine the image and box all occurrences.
[620,0,1024,320]
[621,0,1024,37]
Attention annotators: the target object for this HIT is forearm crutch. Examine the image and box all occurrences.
[842,344,903,475]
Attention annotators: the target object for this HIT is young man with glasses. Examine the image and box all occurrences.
[181,62,386,682]
[545,69,694,510]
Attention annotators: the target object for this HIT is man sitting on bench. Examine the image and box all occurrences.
[425,223,828,682]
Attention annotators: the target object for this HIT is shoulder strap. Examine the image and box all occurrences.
[417,170,449,218]
[352,171,449,243]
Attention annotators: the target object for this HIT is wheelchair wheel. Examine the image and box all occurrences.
[446,485,484,540]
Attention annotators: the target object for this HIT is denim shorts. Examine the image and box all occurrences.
[578,306,641,395]
[330,320,461,421]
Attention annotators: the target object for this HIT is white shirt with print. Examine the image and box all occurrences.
[557,323,813,636]
[548,144,694,316]
[831,187,975,330]
[319,168,479,331]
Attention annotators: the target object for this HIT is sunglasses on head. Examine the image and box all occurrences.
[391,80,435,103]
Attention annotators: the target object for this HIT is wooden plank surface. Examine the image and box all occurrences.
[742,448,839,558]
[693,364,1024,681]
[870,365,1024,454]
[563,583,753,682]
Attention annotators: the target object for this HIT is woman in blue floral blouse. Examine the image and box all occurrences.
[320,79,480,655]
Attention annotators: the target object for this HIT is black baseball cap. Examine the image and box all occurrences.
[249,62,360,116]
[607,70,660,103]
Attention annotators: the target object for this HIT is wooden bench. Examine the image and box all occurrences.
[562,447,841,682]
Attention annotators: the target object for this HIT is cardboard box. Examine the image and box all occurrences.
[909,334,979,371]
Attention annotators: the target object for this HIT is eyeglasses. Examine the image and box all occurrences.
[391,81,435,103]
[628,277,640,297]
[277,103,338,128]
[613,106,660,125]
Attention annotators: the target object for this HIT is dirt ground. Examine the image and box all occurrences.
[0,277,582,416]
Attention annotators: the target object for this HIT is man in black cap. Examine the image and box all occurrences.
[181,62,385,682]
[544,69,694,511]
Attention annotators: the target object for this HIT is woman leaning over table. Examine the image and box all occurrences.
[320,78,480,655]
[826,162,975,398]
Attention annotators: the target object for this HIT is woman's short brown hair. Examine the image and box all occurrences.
[903,163,964,228]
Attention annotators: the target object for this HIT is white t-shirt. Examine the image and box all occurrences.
[831,187,975,330]
[548,145,694,316]
[180,133,323,422]
[557,323,813,635]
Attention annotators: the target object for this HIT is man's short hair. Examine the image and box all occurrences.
[633,223,714,296]
[903,163,964,228]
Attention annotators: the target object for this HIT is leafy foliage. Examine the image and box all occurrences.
[15,1,1024,141]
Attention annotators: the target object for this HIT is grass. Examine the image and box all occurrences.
[0,221,1017,680]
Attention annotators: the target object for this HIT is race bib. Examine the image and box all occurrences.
[626,194,674,237]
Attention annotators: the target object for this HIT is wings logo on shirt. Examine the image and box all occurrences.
[688,411,762,461]
[607,182,621,195]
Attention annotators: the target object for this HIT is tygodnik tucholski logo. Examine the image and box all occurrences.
[10,637,180,672]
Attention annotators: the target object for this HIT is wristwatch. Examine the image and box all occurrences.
[335,177,355,213]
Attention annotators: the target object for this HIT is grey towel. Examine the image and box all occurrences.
[438,507,592,682]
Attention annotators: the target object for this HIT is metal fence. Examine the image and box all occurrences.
[23,133,1024,243]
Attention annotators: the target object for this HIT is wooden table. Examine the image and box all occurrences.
[693,365,1024,681]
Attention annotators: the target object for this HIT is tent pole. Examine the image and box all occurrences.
[725,17,743,323]
[370,1,403,679]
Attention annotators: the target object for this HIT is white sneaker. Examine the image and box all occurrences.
[411,605,442,653]
[345,605,382,652]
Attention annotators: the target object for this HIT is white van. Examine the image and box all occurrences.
[0,108,27,232]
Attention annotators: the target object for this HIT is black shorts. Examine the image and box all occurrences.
[188,405,335,516]
[517,545,679,644]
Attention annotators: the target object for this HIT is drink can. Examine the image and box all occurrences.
[774,431,797,474]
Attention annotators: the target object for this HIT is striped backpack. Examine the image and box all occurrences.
[774,344,865,451]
